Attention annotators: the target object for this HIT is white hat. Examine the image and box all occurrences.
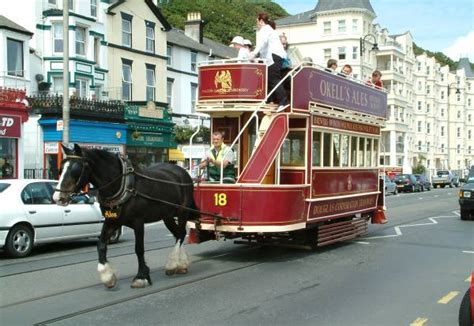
[230,36,244,46]
[243,39,253,46]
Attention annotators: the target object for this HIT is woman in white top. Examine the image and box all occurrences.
[250,13,288,109]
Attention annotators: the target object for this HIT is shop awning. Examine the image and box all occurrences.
[169,149,185,161]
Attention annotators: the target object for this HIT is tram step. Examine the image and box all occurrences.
[317,218,368,247]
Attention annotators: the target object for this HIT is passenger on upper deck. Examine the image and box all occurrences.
[243,39,253,51]
[230,36,250,60]
[249,12,288,110]
[366,70,384,89]
[199,131,235,183]
[340,64,353,77]
[326,59,337,73]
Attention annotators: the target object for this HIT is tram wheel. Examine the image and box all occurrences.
[304,227,318,250]
[459,288,472,326]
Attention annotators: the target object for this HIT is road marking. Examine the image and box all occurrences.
[462,250,474,254]
[362,213,458,241]
[453,210,460,216]
[437,291,459,304]
[410,317,428,326]
[354,241,370,245]
[466,275,472,282]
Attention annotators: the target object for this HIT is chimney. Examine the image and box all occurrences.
[185,12,203,44]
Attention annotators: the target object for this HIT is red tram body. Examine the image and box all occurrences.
[188,61,388,248]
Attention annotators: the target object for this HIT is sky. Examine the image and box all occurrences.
[273,0,474,61]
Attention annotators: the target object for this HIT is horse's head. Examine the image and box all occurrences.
[53,144,91,206]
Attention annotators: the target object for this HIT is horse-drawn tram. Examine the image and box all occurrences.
[188,60,388,248]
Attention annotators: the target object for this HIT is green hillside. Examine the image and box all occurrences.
[157,0,289,45]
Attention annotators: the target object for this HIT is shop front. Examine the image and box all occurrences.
[0,88,29,179]
[125,102,176,168]
[39,119,127,179]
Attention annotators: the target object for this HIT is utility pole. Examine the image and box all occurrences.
[62,0,70,144]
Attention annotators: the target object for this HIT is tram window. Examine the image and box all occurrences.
[358,138,365,167]
[280,131,305,166]
[333,134,341,167]
[350,136,357,167]
[365,138,372,167]
[341,134,349,167]
[323,133,331,167]
[312,131,321,167]
[372,139,379,167]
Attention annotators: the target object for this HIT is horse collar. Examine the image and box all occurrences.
[99,155,135,209]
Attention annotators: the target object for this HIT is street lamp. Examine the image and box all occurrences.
[446,82,460,169]
[359,33,379,79]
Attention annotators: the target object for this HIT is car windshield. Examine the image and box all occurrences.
[437,171,449,176]
[0,183,11,193]
[395,175,409,180]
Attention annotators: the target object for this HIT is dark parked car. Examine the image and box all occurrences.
[459,169,474,220]
[414,174,432,191]
[384,175,397,195]
[393,174,421,193]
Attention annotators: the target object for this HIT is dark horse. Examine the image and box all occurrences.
[53,144,199,289]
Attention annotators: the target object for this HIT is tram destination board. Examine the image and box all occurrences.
[292,67,387,118]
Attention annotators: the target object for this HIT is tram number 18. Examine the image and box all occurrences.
[213,193,227,206]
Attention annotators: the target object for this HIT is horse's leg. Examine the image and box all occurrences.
[176,216,190,274]
[163,216,190,275]
[131,222,152,288]
[97,222,120,288]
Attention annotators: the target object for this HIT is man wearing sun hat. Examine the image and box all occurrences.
[230,36,250,60]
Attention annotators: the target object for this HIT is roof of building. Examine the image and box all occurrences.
[276,0,375,26]
[458,57,474,78]
[314,0,375,14]
[0,15,33,36]
[167,28,237,59]
[107,0,171,31]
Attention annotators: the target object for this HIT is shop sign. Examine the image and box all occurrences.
[45,142,59,154]
[80,143,123,153]
[181,145,208,159]
[0,115,21,138]
[127,131,170,148]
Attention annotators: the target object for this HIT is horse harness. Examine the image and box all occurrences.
[58,154,236,223]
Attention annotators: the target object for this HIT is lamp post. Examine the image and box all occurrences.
[446,82,460,169]
[359,33,379,80]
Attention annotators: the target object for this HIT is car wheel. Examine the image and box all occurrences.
[460,209,471,221]
[393,188,398,195]
[449,182,454,188]
[5,225,34,258]
[108,228,122,244]
[411,185,415,192]
[421,185,424,192]
[458,288,472,326]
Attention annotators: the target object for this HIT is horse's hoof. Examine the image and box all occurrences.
[165,268,177,276]
[176,268,188,274]
[131,278,150,288]
[104,274,117,289]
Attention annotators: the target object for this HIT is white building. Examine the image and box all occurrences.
[166,12,236,127]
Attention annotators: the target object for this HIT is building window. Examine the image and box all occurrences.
[468,98,471,106]
[426,85,430,94]
[53,76,63,94]
[191,83,197,112]
[338,47,346,60]
[323,48,331,61]
[48,0,56,4]
[145,21,155,53]
[468,130,472,140]
[53,23,63,53]
[75,78,88,98]
[90,0,97,17]
[338,20,346,33]
[417,101,422,111]
[122,60,132,101]
[7,38,23,77]
[167,78,174,105]
[191,50,197,71]
[75,26,86,55]
[441,143,444,152]
[417,62,421,72]
[417,141,422,151]
[457,93,461,101]
[426,103,430,113]
[417,121,422,132]
[68,0,74,10]
[457,127,461,137]
[167,45,172,66]
[457,110,461,119]
[457,145,461,154]
[323,21,331,34]
[426,142,430,152]
[441,126,444,136]
[426,123,430,134]
[468,82,471,91]
[441,108,444,117]
[469,114,472,122]
[352,19,358,32]
[146,64,155,101]
[352,46,358,60]
[121,13,132,47]
[441,91,444,99]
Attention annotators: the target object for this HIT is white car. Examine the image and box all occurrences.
[0,179,120,258]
